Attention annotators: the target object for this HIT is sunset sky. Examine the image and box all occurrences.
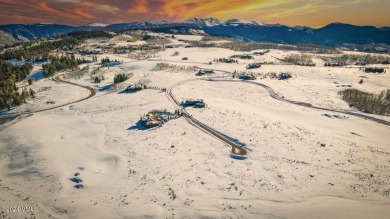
[0,0,389,27]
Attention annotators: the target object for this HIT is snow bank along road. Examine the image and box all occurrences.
[0,74,96,122]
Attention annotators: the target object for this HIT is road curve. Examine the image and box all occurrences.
[165,74,389,157]
[192,65,390,127]
[208,78,390,126]
[165,83,247,157]
[0,74,96,121]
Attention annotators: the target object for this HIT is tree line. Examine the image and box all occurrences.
[339,89,390,115]
[0,30,113,62]
[0,30,113,110]
[113,73,129,84]
[0,59,34,110]
[42,54,90,77]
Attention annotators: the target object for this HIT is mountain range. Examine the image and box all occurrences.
[0,18,389,48]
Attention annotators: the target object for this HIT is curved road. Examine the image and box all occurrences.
[166,71,389,157]
[208,78,390,126]
[0,74,96,121]
[195,67,390,126]
[165,83,247,156]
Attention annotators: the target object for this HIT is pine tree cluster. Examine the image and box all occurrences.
[42,54,89,77]
[113,73,129,84]
[0,60,34,110]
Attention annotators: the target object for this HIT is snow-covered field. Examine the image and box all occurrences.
[1,35,390,219]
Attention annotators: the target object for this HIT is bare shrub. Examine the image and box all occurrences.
[339,89,390,115]
[283,54,314,65]
[154,63,197,72]
[65,65,89,79]
[128,49,162,60]
[320,54,390,65]
[171,51,180,56]
[220,42,338,54]
[232,71,293,80]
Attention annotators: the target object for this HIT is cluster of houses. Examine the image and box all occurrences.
[246,63,261,69]
[140,110,181,129]
[196,69,214,76]
[182,99,206,108]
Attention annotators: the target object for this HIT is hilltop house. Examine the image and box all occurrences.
[183,99,206,108]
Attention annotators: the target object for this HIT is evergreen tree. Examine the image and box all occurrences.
[29,88,35,99]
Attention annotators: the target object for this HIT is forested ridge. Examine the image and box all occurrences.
[0,60,33,109]
[0,30,111,110]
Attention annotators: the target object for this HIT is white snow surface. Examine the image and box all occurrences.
[1,42,390,219]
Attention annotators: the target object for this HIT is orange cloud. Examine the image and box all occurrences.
[0,0,389,27]
[80,1,94,7]
[128,0,149,14]
[38,2,80,19]
[158,0,282,21]
[75,8,96,18]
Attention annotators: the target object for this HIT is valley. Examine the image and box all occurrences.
[0,31,390,219]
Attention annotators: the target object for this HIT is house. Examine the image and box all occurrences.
[140,110,180,129]
[240,55,253,59]
[364,67,385,73]
[184,99,205,107]
[126,84,143,92]
[146,120,161,128]
[195,102,206,108]
[184,99,195,106]
[196,69,214,76]
[246,63,261,69]
[354,61,367,66]
[325,63,342,67]
[239,74,257,80]
[218,58,237,63]
[279,73,292,80]
[253,52,264,56]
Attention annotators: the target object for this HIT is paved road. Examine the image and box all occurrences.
[208,78,390,126]
[194,66,390,127]
[165,70,389,157]
[0,74,96,122]
[165,80,247,157]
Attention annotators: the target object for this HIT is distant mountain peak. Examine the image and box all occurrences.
[183,17,223,27]
[225,19,263,26]
[86,22,108,27]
